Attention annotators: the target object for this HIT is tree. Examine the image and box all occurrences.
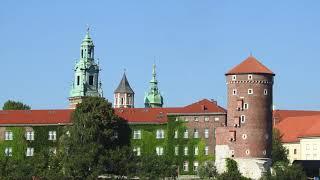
[262,161,306,180]
[217,158,250,180]
[2,100,31,110]
[272,129,289,165]
[198,161,218,179]
[137,154,177,179]
[60,97,132,178]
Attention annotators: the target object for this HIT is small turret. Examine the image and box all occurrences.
[144,64,164,108]
[114,72,135,108]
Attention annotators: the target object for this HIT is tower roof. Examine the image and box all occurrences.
[225,56,274,75]
[114,73,134,94]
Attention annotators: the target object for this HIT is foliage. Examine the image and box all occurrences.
[217,158,250,180]
[272,129,289,165]
[262,161,306,180]
[137,153,178,179]
[2,100,31,110]
[60,97,132,178]
[198,161,218,179]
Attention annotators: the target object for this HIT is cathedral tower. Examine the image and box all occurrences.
[144,64,164,108]
[69,29,102,109]
[215,56,275,179]
[114,72,135,108]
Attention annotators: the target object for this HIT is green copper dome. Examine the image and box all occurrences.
[144,64,164,108]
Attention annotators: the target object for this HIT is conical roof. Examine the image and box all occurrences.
[226,56,274,75]
[114,73,134,94]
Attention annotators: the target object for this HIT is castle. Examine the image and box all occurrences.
[0,30,275,179]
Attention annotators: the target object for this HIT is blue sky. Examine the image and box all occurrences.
[1,0,320,110]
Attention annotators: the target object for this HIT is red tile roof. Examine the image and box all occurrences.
[273,110,320,124]
[275,115,320,143]
[0,99,226,125]
[0,109,73,125]
[115,99,226,124]
[226,56,274,75]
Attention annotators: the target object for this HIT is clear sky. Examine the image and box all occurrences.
[1,0,320,110]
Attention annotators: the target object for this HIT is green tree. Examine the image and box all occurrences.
[272,129,289,165]
[262,161,306,180]
[198,161,218,179]
[60,97,132,178]
[217,158,250,180]
[2,100,31,110]
[137,154,178,179]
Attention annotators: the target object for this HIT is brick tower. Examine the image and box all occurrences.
[114,72,135,108]
[215,56,275,179]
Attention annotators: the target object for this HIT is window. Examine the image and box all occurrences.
[214,117,219,121]
[306,144,310,150]
[5,131,13,140]
[264,89,268,95]
[48,131,56,141]
[77,76,80,86]
[245,149,250,155]
[294,149,297,155]
[232,89,237,95]
[5,147,12,156]
[89,75,94,85]
[175,117,179,121]
[174,130,178,139]
[194,117,199,122]
[314,144,317,150]
[240,115,246,123]
[237,99,243,110]
[26,147,34,157]
[230,150,235,157]
[183,161,189,172]
[234,116,240,127]
[184,129,189,138]
[194,129,199,138]
[193,161,199,171]
[184,147,188,156]
[194,146,199,156]
[81,50,83,58]
[204,117,209,122]
[156,129,165,139]
[133,130,141,139]
[175,146,179,156]
[242,134,247,140]
[205,146,209,155]
[259,150,264,156]
[133,147,141,156]
[232,75,237,80]
[156,147,164,156]
[184,117,188,122]
[229,131,236,141]
[26,131,34,141]
[248,89,253,94]
[204,129,209,139]
[244,103,249,109]
[248,74,253,80]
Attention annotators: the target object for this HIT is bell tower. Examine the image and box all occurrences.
[144,64,164,108]
[69,28,102,109]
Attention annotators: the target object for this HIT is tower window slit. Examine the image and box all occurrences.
[89,75,94,85]
[77,76,80,86]
[81,50,83,58]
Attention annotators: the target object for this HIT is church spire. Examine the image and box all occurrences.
[144,64,164,108]
[68,29,101,109]
[114,71,135,108]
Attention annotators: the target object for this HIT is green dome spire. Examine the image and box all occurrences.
[144,64,164,108]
